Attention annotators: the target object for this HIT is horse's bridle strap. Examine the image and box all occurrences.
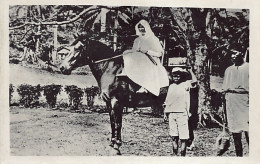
[94,54,123,64]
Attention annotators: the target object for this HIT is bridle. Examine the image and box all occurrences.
[73,39,93,66]
[73,38,123,66]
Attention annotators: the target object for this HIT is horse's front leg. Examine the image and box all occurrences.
[110,98,123,152]
[107,102,116,147]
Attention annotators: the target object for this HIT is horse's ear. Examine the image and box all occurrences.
[81,32,88,37]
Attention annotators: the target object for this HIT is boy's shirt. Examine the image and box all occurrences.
[164,80,194,114]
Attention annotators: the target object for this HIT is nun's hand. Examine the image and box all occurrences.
[138,49,147,54]
[123,50,133,54]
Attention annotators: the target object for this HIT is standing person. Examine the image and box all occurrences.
[164,67,197,156]
[222,49,249,156]
[119,19,169,96]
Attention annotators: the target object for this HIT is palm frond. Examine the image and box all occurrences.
[81,11,100,30]
[118,12,130,24]
[93,12,101,24]
[226,11,240,21]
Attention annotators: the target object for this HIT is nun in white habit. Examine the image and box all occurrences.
[121,19,169,96]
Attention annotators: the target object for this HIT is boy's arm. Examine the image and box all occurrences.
[187,68,197,117]
[188,68,197,88]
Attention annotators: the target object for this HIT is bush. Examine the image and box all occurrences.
[42,84,62,108]
[9,84,14,105]
[17,84,41,108]
[84,86,100,107]
[57,102,69,109]
[64,85,84,111]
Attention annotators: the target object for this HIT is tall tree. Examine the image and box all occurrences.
[168,8,249,126]
[168,8,211,124]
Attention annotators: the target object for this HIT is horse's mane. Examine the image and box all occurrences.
[88,40,117,62]
[72,35,119,62]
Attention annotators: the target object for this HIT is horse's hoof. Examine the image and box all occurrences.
[113,143,120,150]
[109,138,116,147]
[109,147,121,156]
[116,140,122,147]
[113,145,121,155]
[109,142,114,147]
[116,150,121,155]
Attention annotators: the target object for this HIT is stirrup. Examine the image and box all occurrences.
[136,87,148,93]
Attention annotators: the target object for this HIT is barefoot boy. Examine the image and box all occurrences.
[164,67,197,156]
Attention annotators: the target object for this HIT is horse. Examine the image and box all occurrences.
[59,34,170,155]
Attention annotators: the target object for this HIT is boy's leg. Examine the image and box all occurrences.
[232,132,243,156]
[168,113,179,155]
[171,136,179,155]
[176,113,189,156]
[180,139,187,156]
[187,118,194,147]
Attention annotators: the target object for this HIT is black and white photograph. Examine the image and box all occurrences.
[1,0,260,163]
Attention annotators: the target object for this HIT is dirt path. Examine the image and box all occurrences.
[10,107,248,156]
[10,64,97,88]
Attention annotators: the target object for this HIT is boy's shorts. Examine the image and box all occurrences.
[168,112,189,140]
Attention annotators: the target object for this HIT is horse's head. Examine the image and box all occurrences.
[60,35,91,75]
[60,33,115,75]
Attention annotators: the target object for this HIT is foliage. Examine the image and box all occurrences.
[57,102,69,109]
[9,6,249,63]
[42,84,62,108]
[84,86,100,107]
[64,85,84,110]
[17,84,41,108]
[9,84,14,104]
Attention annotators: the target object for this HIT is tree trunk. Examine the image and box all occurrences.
[35,26,41,53]
[32,25,41,64]
[100,8,108,32]
[52,25,58,64]
[161,39,166,64]
[188,9,212,126]
[193,43,211,113]
[169,8,212,120]
[113,10,118,52]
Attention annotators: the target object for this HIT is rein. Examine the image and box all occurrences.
[93,54,123,64]
[82,39,123,64]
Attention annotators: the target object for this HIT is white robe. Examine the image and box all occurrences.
[222,62,249,133]
[122,33,169,96]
